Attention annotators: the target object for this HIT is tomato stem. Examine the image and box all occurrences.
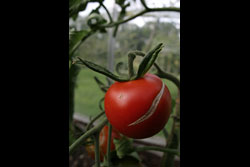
[69,118,108,155]
[94,132,101,167]
[106,122,112,166]
[69,64,81,125]
[94,77,109,93]
[160,92,180,166]
[85,111,105,131]
[154,63,180,90]
[128,52,136,79]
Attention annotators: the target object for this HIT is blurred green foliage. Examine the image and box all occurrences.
[71,16,180,75]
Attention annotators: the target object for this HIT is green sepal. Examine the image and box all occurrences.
[69,0,88,18]
[113,136,134,159]
[135,43,164,79]
[77,57,129,82]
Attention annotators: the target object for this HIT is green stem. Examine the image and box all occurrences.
[134,146,179,155]
[115,62,127,77]
[112,3,129,37]
[154,63,180,90]
[70,30,95,59]
[106,122,112,166]
[94,132,101,167]
[85,111,105,131]
[160,92,180,166]
[69,118,108,154]
[69,64,81,124]
[100,3,113,23]
[101,7,180,28]
[140,0,149,9]
[128,53,136,79]
[98,97,105,111]
[162,128,169,139]
[94,77,109,93]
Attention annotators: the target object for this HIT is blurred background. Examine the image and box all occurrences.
[69,0,180,137]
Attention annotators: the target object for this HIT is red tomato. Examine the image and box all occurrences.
[85,125,121,161]
[104,73,171,139]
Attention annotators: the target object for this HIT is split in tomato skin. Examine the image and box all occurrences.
[104,73,172,139]
[85,125,121,162]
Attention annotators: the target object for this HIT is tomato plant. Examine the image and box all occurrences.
[69,1,180,166]
[104,73,171,139]
[85,125,121,161]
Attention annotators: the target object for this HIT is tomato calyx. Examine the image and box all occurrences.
[75,43,164,82]
[133,43,163,80]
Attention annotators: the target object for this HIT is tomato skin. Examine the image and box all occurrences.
[104,73,171,139]
[85,125,121,161]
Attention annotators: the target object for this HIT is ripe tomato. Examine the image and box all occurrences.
[104,73,171,139]
[85,125,121,161]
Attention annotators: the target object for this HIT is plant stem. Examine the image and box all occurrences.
[154,63,180,90]
[69,118,108,154]
[160,92,180,167]
[106,122,112,166]
[134,146,179,155]
[94,77,109,93]
[101,7,180,28]
[94,132,101,167]
[70,30,95,59]
[140,0,149,9]
[162,128,169,139]
[98,97,105,111]
[85,111,105,131]
[103,10,147,28]
[69,64,81,124]
[115,62,127,77]
[128,53,136,79]
[100,3,113,23]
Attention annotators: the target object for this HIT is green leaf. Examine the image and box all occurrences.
[113,136,133,159]
[69,30,89,57]
[69,0,88,18]
[77,57,129,82]
[135,43,164,79]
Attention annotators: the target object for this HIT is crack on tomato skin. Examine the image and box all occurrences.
[128,81,165,126]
